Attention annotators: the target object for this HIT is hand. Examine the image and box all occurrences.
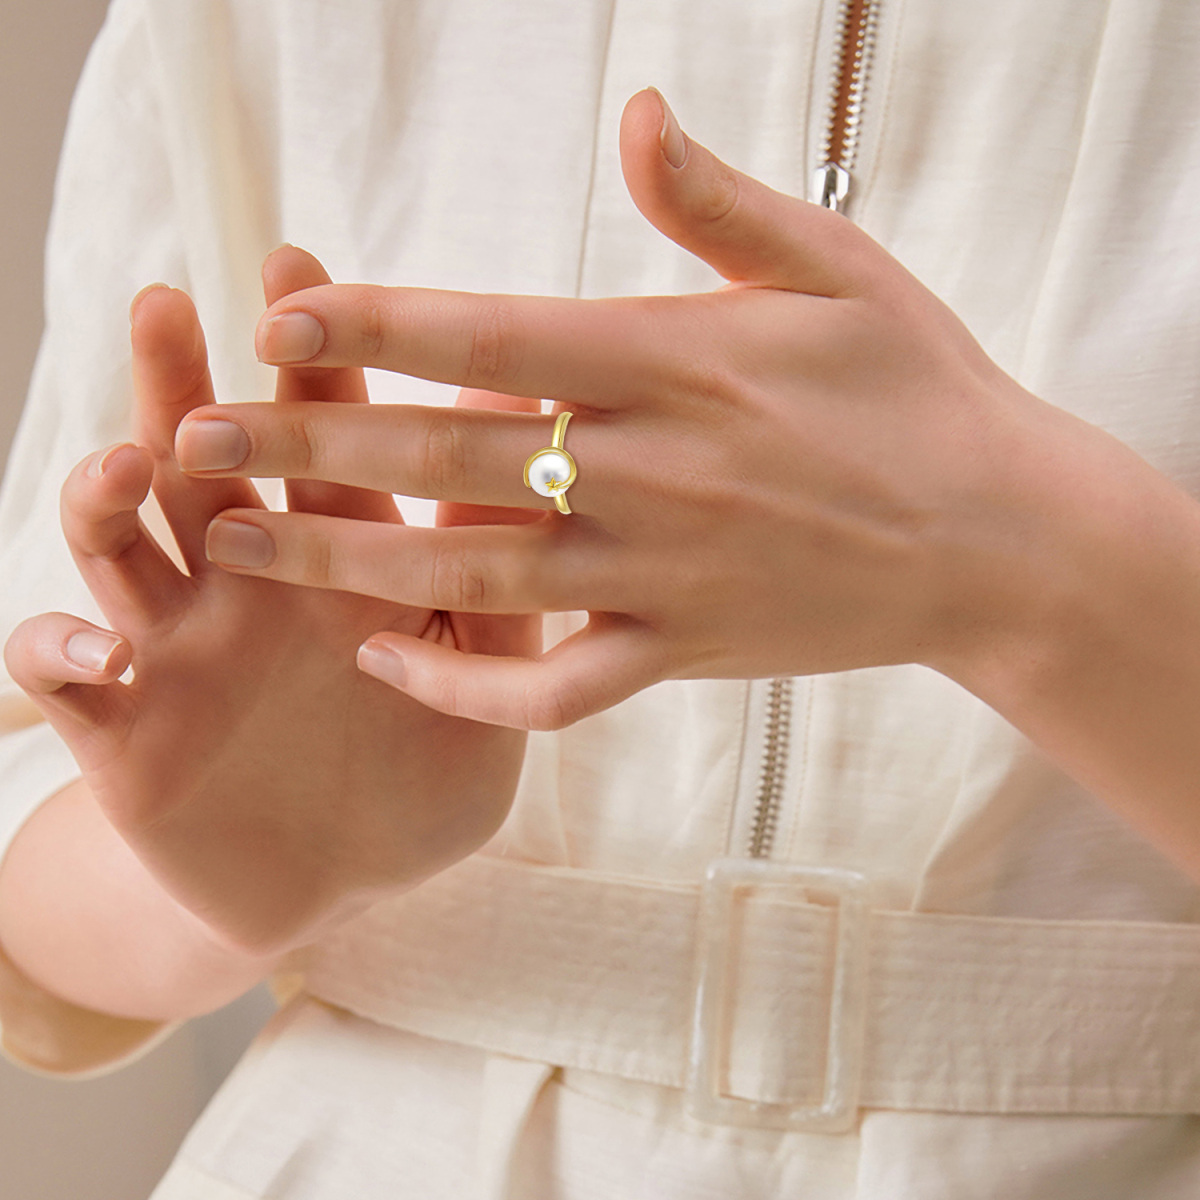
[2,247,539,958]
[173,89,1093,731]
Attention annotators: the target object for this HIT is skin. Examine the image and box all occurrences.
[7,75,1200,1000]
[2,249,541,959]
[173,88,1200,888]
[170,88,1096,729]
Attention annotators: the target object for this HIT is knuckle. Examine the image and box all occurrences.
[421,410,469,498]
[285,413,319,475]
[303,529,335,587]
[58,473,138,564]
[428,541,488,611]
[524,677,588,732]
[466,300,522,390]
[360,291,387,362]
[645,295,745,406]
[693,163,740,226]
[175,357,214,408]
[680,348,745,409]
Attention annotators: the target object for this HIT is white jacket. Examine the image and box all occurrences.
[2,0,1200,1195]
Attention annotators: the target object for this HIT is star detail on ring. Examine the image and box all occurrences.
[543,477,568,492]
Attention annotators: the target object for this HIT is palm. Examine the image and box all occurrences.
[94,534,533,953]
[23,251,543,957]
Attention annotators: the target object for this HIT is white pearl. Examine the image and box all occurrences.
[528,450,573,497]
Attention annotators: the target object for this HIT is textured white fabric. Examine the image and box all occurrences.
[295,853,1200,1115]
[1,0,1199,1194]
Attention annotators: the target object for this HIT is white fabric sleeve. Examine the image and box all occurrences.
[0,0,191,1078]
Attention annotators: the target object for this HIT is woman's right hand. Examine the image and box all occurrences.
[2,247,542,958]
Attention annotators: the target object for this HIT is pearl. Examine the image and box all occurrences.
[527,449,573,498]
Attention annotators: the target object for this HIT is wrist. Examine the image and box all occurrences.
[923,396,1200,878]
[923,392,1183,710]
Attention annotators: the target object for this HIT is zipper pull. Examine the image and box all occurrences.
[810,161,851,212]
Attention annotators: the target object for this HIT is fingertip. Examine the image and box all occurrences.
[86,441,150,481]
[262,244,332,305]
[264,242,297,268]
[357,636,408,688]
[4,616,133,697]
[129,282,171,324]
[129,283,206,368]
[66,443,153,521]
[645,86,687,169]
[130,281,192,335]
[624,86,667,135]
[64,629,131,679]
[256,310,327,364]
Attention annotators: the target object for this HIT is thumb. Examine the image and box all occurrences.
[356,613,667,731]
[618,87,877,297]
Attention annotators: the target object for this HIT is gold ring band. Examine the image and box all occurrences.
[523,410,576,514]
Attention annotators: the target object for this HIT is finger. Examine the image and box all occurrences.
[356,614,667,730]
[130,284,265,573]
[437,388,548,529]
[252,282,708,411]
[4,614,137,763]
[263,245,402,524]
[176,400,597,512]
[619,87,883,297]
[60,442,193,626]
[202,509,614,614]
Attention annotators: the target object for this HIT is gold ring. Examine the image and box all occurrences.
[523,410,577,514]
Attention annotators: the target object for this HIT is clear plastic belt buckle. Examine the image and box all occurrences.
[684,858,871,1134]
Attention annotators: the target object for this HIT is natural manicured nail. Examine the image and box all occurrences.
[651,87,687,169]
[176,420,250,472]
[257,312,325,363]
[358,639,407,687]
[129,282,169,323]
[65,630,124,672]
[87,442,133,478]
[206,519,276,569]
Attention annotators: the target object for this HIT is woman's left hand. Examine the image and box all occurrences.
[174,87,1105,731]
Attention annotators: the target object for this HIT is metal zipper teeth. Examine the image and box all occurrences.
[745,1,885,859]
[811,0,882,212]
[747,677,794,858]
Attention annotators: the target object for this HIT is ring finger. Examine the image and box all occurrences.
[175,400,610,513]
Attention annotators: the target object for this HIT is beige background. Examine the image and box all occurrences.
[0,5,276,1198]
[0,5,105,479]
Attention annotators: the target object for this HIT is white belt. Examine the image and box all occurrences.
[290,853,1200,1132]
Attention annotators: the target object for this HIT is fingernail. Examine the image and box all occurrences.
[129,282,169,324]
[87,442,132,478]
[206,519,276,569]
[650,87,687,169]
[176,420,250,471]
[257,312,325,363]
[65,630,124,672]
[358,639,407,687]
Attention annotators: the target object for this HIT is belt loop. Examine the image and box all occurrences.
[683,858,872,1133]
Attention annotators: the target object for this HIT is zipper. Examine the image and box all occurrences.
[746,677,794,858]
[809,0,883,213]
[745,0,884,858]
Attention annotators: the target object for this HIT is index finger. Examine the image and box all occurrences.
[253,284,711,409]
[131,285,265,572]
